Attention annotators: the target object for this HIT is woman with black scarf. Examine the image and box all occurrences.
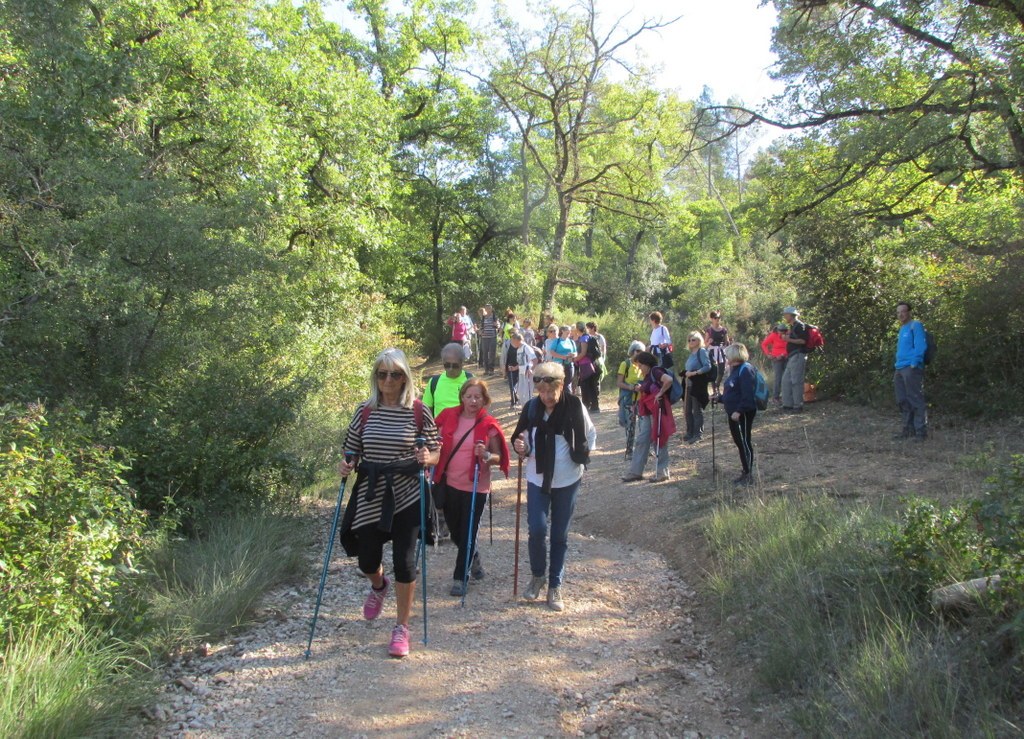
[511,361,597,612]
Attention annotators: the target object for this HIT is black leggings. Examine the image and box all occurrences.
[443,486,487,581]
[355,502,421,583]
[728,409,756,474]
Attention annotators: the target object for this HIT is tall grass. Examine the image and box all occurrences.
[706,496,1020,736]
[142,511,307,651]
[0,628,150,739]
[0,510,309,736]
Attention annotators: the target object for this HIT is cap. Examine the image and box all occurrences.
[782,306,800,316]
[776,323,788,331]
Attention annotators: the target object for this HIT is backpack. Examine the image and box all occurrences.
[700,348,717,385]
[752,365,770,411]
[658,368,685,405]
[428,371,473,396]
[923,328,936,365]
[804,324,825,352]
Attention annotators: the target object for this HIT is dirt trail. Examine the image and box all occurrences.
[144,366,762,738]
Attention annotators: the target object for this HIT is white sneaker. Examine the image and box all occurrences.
[524,575,546,601]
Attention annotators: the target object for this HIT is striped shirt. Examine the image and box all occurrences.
[343,403,440,531]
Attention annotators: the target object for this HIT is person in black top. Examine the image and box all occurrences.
[704,310,731,399]
[779,307,808,412]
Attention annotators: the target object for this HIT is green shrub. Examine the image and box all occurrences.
[0,403,145,639]
[887,455,1024,617]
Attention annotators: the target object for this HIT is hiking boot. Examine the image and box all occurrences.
[450,579,466,597]
[524,575,546,601]
[913,432,928,442]
[547,586,564,612]
[621,473,644,482]
[687,434,703,445]
[388,624,410,658]
[649,472,670,483]
[892,429,913,440]
[733,473,752,486]
[363,577,390,620]
[470,552,485,580]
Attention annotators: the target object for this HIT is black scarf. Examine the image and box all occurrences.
[512,393,589,493]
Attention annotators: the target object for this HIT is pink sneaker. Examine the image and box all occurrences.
[362,577,390,620]
[388,624,410,658]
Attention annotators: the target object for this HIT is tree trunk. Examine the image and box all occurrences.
[541,196,571,314]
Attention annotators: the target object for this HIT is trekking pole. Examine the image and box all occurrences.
[488,483,493,545]
[711,395,718,478]
[415,436,429,644]
[304,452,354,659]
[462,459,481,608]
[512,455,523,599]
[654,399,663,464]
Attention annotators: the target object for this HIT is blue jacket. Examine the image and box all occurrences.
[895,320,927,369]
[722,362,756,414]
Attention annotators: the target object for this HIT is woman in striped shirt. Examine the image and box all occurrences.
[339,348,440,658]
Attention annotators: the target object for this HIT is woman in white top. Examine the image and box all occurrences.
[511,362,596,613]
[648,311,673,368]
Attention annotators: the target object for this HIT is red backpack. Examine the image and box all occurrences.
[805,324,825,352]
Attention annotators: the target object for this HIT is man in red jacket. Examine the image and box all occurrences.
[760,324,789,405]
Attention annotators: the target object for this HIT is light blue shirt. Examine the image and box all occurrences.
[895,319,926,369]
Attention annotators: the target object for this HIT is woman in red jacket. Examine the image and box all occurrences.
[432,379,510,597]
[760,324,789,405]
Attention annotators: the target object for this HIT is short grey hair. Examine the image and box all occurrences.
[532,361,566,383]
[440,342,464,362]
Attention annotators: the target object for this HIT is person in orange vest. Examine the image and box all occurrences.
[760,323,789,406]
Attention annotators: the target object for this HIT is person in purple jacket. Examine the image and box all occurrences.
[720,343,757,486]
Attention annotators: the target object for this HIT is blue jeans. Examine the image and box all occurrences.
[526,478,580,588]
[618,389,634,428]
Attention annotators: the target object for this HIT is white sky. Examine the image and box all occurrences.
[319,0,783,107]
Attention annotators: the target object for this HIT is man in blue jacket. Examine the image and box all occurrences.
[893,301,928,440]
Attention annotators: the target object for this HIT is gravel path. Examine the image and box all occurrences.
[144,373,749,738]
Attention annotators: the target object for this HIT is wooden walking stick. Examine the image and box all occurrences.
[512,455,523,599]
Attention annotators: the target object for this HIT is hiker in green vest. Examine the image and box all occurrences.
[423,343,474,415]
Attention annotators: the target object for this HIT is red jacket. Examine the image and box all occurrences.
[432,406,510,483]
[761,331,788,360]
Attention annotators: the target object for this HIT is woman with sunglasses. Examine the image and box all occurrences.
[432,379,511,596]
[682,331,714,444]
[338,348,440,659]
[510,362,596,612]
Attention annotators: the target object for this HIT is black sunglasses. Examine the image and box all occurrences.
[376,370,404,380]
[443,362,461,370]
[533,376,559,384]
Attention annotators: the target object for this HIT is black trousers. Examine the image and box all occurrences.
[727,409,756,474]
[443,486,487,581]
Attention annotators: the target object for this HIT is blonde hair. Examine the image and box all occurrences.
[368,348,416,409]
[724,342,749,364]
[687,331,705,348]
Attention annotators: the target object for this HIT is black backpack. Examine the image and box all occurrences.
[428,371,473,396]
